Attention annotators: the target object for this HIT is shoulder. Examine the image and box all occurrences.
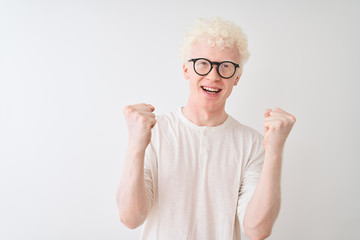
[150,110,181,142]
[228,117,265,163]
[228,116,263,141]
[155,110,178,124]
[154,110,180,130]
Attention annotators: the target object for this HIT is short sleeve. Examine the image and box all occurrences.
[237,134,265,233]
[144,142,157,216]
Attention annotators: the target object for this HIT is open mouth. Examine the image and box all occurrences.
[201,86,222,95]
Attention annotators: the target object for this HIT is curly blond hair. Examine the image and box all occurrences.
[179,17,250,68]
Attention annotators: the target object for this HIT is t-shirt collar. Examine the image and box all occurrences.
[177,107,233,132]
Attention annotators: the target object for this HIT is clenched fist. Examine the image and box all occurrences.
[263,107,296,155]
[123,103,157,151]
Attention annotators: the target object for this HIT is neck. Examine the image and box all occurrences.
[182,101,228,127]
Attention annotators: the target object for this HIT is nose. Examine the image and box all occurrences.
[207,65,221,81]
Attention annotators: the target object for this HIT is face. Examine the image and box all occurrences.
[183,41,242,112]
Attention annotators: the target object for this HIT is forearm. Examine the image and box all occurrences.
[243,151,282,240]
[116,145,149,229]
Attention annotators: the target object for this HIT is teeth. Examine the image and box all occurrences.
[203,87,220,92]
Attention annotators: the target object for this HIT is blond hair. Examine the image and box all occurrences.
[179,17,250,68]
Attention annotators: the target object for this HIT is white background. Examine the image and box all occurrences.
[1,0,359,239]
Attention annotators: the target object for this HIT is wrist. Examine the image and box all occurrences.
[264,147,283,159]
[127,143,147,156]
[127,136,149,150]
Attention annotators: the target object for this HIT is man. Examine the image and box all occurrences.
[116,17,296,240]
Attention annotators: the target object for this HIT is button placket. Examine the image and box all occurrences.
[201,128,208,147]
[199,128,208,161]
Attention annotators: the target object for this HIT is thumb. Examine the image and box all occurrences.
[147,104,155,112]
[264,108,272,118]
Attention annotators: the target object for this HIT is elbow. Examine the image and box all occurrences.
[244,229,271,240]
[118,205,147,229]
[117,204,148,229]
[244,222,272,240]
[119,215,144,229]
[243,201,280,239]
[117,201,148,229]
[115,187,149,229]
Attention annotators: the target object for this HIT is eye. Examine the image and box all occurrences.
[195,59,210,69]
[220,62,231,70]
[198,60,209,66]
[221,63,230,68]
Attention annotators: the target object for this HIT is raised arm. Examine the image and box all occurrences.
[243,107,296,240]
[116,103,156,229]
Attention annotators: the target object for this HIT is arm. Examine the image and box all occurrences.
[116,103,156,229]
[243,108,296,240]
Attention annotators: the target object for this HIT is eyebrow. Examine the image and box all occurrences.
[189,58,240,66]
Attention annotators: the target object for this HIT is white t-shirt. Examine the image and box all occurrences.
[140,108,265,240]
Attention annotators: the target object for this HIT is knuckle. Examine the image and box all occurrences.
[123,105,134,115]
[131,112,142,122]
[139,115,147,123]
[286,115,296,124]
[284,121,291,128]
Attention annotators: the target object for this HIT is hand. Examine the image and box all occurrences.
[263,107,296,155]
[123,103,157,151]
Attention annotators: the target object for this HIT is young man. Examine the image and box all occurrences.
[117,17,296,240]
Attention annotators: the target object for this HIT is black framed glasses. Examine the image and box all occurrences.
[188,58,240,79]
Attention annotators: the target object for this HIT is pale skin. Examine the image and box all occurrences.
[116,41,296,239]
[116,103,156,229]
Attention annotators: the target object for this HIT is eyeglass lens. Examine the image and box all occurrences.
[194,59,236,78]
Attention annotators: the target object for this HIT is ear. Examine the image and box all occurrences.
[183,62,190,80]
[233,71,242,86]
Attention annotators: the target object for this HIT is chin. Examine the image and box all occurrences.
[200,100,223,111]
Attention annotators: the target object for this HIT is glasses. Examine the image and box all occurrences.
[188,58,240,79]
